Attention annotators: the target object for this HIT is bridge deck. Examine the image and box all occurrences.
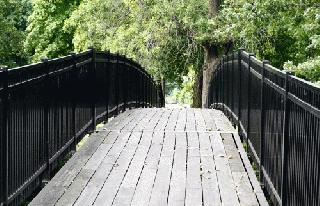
[30,108,266,206]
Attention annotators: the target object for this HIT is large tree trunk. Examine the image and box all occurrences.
[201,0,220,108]
[202,45,219,108]
[192,69,202,108]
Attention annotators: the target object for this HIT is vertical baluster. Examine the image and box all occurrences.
[260,60,269,185]
[142,74,145,108]
[122,59,127,112]
[70,53,77,151]
[135,71,139,108]
[231,52,234,113]
[221,56,224,109]
[238,49,244,135]
[247,53,255,152]
[226,54,229,111]
[39,58,51,187]
[90,48,97,131]
[281,71,293,206]
[105,51,110,121]
[115,54,120,115]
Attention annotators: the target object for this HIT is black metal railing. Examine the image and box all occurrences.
[209,49,320,206]
[0,48,164,206]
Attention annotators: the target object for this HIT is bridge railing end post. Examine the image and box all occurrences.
[0,65,9,205]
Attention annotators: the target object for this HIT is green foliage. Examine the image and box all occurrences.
[285,58,320,85]
[166,67,194,105]
[24,0,81,62]
[208,0,320,83]
[0,0,31,67]
[23,0,320,97]
[63,0,207,84]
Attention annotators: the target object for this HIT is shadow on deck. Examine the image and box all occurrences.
[30,108,268,206]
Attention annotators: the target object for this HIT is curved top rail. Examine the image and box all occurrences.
[0,48,164,206]
[209,49,320,206]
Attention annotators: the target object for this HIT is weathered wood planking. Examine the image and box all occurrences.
[30,108,266,206]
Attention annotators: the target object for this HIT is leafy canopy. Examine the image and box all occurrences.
[25,0,320,85]
[0,0,31,67]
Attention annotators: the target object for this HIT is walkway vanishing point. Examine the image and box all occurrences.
[30,108,268,206]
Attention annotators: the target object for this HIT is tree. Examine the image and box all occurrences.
[24,0,320,105]
[0,0,31,67]
[64,0,207,105]
[24,0,81,62]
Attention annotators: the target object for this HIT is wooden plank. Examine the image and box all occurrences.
[165,108,179,131]
[185,108,196,131]
[167,132,187,206]
[154,109,172,131]
[233,133,269,206]
[122,109,149,131]
[104,110,135,130]
[175,109,186,131]
[55,133,118,206]
[144,109,166,131]
[130,131,165,205]
[185,132,202,206]
[73,131,132,206]
[199,132,221,206]
[221,133,259,206]
[201,109,217,131]
[29,131,110,206]
[112,131,153,205]
[232,172,259,206]
[194,108,206,131]
[209,133,240,206]
[149,132,175,205]
[209,110,235,132]
[133,109,161,131]
[93,132,142,205]
[112,110,141,131]
[31,108,266,206]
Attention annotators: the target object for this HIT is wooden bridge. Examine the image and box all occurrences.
[30,108,267,206]
[1,49,320,206]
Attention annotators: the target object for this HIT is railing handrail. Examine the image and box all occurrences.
[209,49,320,206]
[0,48,164,205]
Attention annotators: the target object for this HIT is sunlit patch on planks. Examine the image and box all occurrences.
[30,108,268,206]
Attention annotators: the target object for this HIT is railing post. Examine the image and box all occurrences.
[90,48,97,132]
[231,52,234,112]
[122,62,127,112]
[41,57,51,186]
[115,54,120,114]
[247,53,255,152]
[136,72,140,108]
[214,64,218,105]
[281,71,293,206]
[226,55,229,110]
[148,77,152,107]
[221,56,224,108]
[70,53,77,151]
[237,49,244,134]
[142,74,146,108]
[1,66,9,205]
[259,60,269,186]
[105,51,110,122]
